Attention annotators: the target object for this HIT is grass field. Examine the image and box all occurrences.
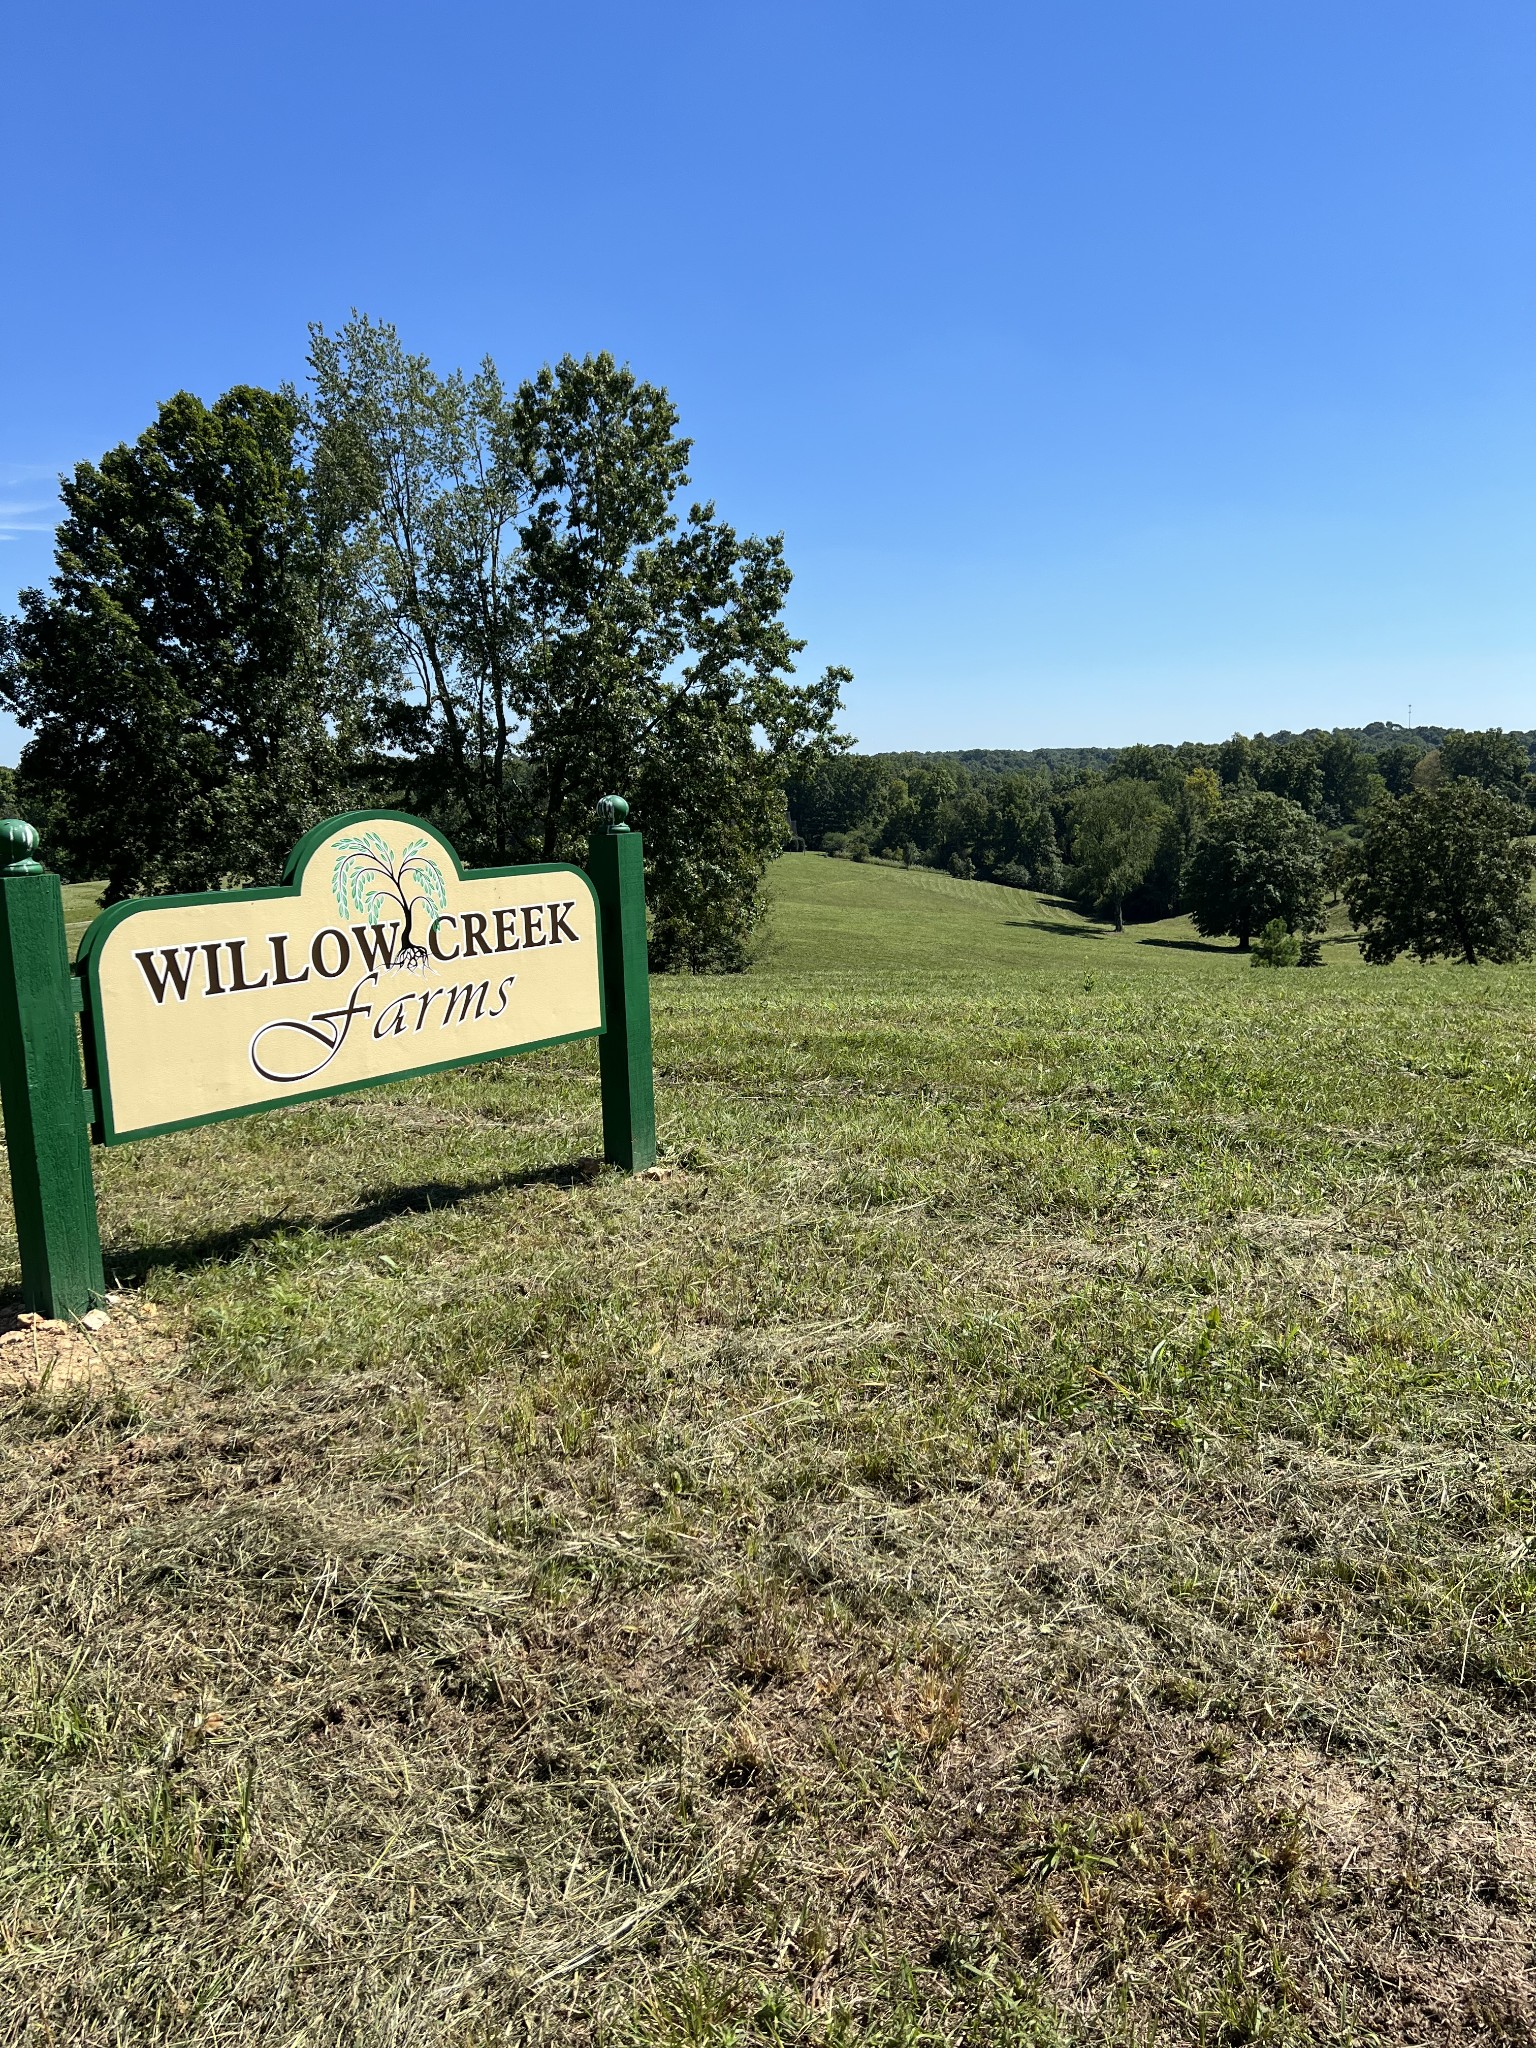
[2,854,1533,2045]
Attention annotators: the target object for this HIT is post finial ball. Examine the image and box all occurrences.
[0,819,41,874]
[595,795,631,834]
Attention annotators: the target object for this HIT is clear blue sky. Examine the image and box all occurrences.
[3,1,1532,759]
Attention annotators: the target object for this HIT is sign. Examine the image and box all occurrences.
[77,813,604,1144]
[0,800,653,1319]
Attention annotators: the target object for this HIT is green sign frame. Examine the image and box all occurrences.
[76,811,607,1146]
[0,799,657,1318]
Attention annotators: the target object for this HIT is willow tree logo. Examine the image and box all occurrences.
[332,833,448,972]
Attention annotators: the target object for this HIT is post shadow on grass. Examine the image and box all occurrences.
[91,1160,609,1289]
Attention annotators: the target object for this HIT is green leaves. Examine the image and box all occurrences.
[306,320,849,970]
[1182,792,1329,950]
[1346,780,1536,966]
[332,835,447,932]
[333,839,395,923]
[1251,918,1302,967]
[1437,728,1533,805]
[7,322,850,957]
[1069,780,1169,930]
[1,386,352,900]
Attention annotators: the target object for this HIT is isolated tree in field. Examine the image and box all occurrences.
[1181,791,1328,949]
[1251,917,1301,967]
[1069,779,1168,930]
[1345,781,1536,965]
[0,388,351,898]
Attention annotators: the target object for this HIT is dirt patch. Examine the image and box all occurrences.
[0,1297,176,1399]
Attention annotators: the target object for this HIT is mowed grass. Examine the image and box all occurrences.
[752,856,1367,975]
[0,854,1531,2045]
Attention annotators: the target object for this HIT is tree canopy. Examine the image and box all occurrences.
[1345,780,1536,965]
[1181,792,1329,949]
[1436,728,1532,804]
[307,318,847,969]
[1068,780,1168,930]
[0,388,349,900]
[2,326,850,969]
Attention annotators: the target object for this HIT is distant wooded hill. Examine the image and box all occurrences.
[787,722,1536,929]
[864,725,1535,779]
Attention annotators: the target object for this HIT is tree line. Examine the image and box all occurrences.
[0,318,850,970]
[788,727,1536,965]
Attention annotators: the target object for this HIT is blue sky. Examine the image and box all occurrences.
[3,0,1532,758]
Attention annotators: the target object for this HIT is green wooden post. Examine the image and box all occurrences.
[588,797,656,1171]
[0,820,105,1317]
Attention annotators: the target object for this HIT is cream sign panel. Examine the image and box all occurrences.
[80,816,603,1143]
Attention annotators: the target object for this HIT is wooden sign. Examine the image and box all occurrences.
[0,800,656,1319]
[78,814,603,1143]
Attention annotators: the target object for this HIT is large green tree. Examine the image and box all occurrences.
[305,319,531,862]
[1345,780,1536,965]
[1069,779,1168,929]
[1181,791,1328,949]
[1312,731,1383,824]
[0,387,351,899]
[1375,742,1423,796]
[973,774,1061,888]
[1437,728,1532,805]
[513,351,848,968]
[308,317,848,970]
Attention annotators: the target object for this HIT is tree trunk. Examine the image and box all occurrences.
[541,759,567,860]
[491,675,509,862]
[1238,930,1250,951]
[421,626,465,776]
[1114,896,1124,932]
